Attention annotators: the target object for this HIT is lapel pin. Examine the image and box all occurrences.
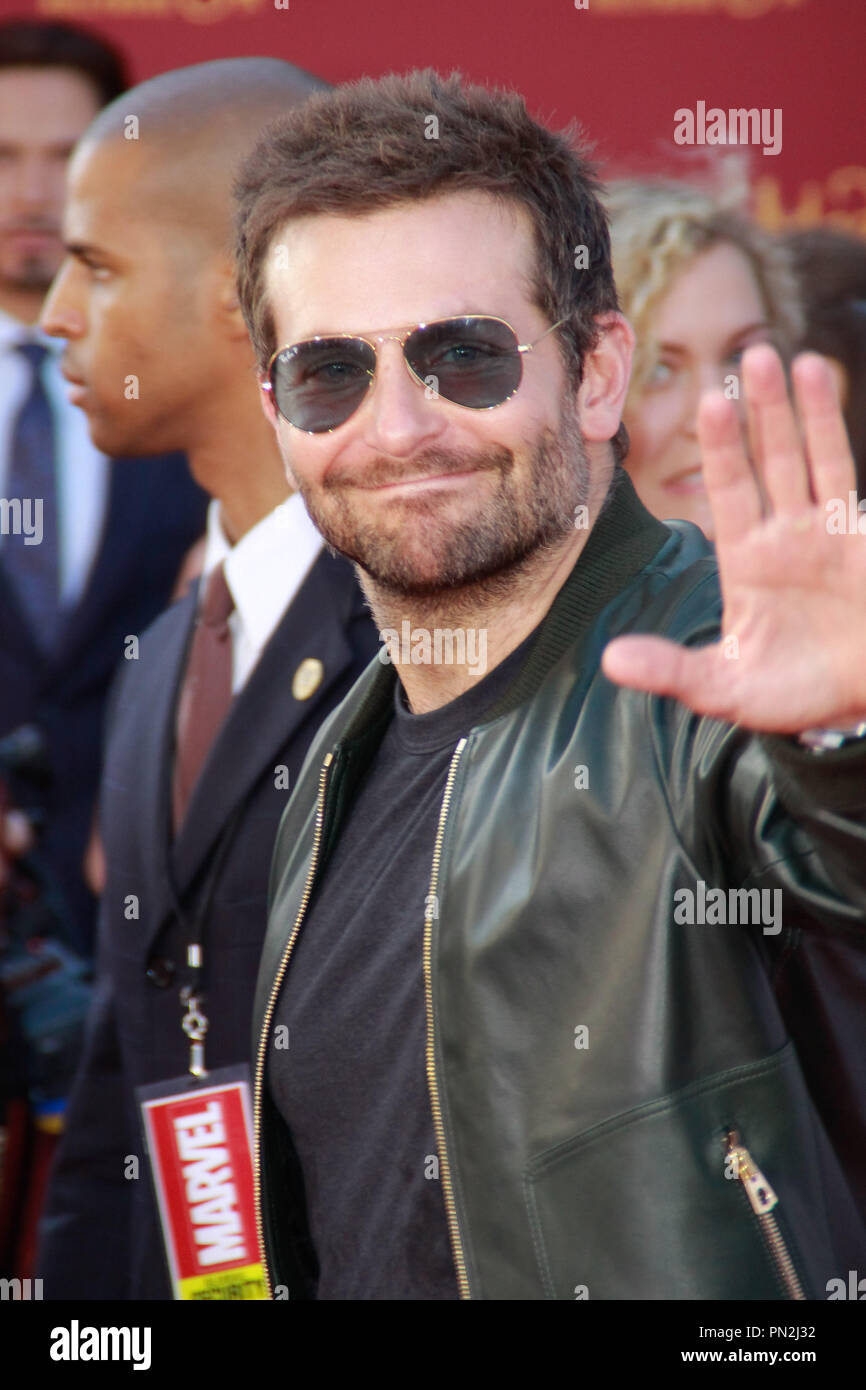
[292,657,324,701]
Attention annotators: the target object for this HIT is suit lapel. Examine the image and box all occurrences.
[168,549,365,901]
[0,563,44,661]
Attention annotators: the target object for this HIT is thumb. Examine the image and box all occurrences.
[602,635,718,703]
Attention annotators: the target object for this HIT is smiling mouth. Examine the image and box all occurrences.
[664,466,706,495]
[61,372,88,403]
[364,469,480,492]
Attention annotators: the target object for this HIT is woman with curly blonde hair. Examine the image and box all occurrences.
[607,179,803,539]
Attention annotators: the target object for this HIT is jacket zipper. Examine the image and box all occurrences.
[724,1129,806,1300]
[424,736,471,1299]
[252,751,334,1299]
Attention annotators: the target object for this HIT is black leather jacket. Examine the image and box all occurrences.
[252,473,866,1299]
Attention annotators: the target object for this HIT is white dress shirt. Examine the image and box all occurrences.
[200,491,325,693]
[0,307,109,609]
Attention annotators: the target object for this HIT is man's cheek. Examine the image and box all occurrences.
[278,436,303,492]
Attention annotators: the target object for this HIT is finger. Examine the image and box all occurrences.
[602,635,736,719]
[791,352,857,509]
[742,344,812,517]
[696,390,763,549]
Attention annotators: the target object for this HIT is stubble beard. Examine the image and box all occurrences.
[0,242,60,294]
[293,400,592,613]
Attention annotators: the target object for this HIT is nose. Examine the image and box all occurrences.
[675,369,703,441]
[13,153,58,210]
[698,358,748,425]
[358,340,446,458]
[39,259,84,340]
[681,356,741,438]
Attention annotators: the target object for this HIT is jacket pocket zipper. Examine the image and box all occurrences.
[724,1128,806,1300]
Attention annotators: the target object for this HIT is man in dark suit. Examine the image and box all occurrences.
[0,22,206,1280]
[36,59,380,1299]
[0,20,207,958]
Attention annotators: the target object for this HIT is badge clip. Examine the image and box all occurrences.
[180,988,209,1079]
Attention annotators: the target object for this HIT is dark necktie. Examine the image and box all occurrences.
[3,343,60,646]
[173,562,235,831]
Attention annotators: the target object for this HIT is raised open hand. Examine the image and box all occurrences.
[602,345,866,732]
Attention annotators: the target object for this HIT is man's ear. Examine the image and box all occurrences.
[256,376,300,490]
[213,256,252,343]
[258,378,279,428]
[577,312,634,446]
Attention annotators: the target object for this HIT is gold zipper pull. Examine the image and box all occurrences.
[723,1129,805,1300]
[725,1129,779,1215]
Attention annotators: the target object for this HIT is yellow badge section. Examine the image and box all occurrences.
[180,1264,268,1300]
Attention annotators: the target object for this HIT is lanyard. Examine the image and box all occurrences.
[162,803,245,1080]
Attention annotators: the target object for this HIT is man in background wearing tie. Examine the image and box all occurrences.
[0,20,206,1278]
[0,21,207,954]
[36,58,379,1300]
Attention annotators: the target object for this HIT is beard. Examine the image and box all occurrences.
[0,231,61,293]
[7,256,55,289]
[292,398,592,602]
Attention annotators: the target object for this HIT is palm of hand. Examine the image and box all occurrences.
[603,346,866,733]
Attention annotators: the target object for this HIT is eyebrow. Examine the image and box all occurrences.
[64,240,116,263]
[288,308,499,340]
[0,139,77,155]
[655,321,772,355]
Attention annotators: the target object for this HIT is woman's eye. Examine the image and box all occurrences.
[647,359,675,387]
[728,332,773,366]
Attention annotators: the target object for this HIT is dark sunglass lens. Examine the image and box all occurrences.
[406,318,522,408]
[272,338,375,431]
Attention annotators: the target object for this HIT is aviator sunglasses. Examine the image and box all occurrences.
[262,314,567,434]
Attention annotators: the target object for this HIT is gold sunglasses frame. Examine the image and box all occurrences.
[261,314,568,434]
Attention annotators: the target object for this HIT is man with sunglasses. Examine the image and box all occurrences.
[237,70,866,1299]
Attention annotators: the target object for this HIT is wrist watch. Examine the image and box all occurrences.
[797,722,866,752]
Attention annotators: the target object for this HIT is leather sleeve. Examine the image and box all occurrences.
[639,562,866,941]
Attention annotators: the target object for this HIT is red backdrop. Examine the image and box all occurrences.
[11,0,866,232]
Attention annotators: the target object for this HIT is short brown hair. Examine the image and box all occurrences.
[234,69,628,460]
[0,19,127,107]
